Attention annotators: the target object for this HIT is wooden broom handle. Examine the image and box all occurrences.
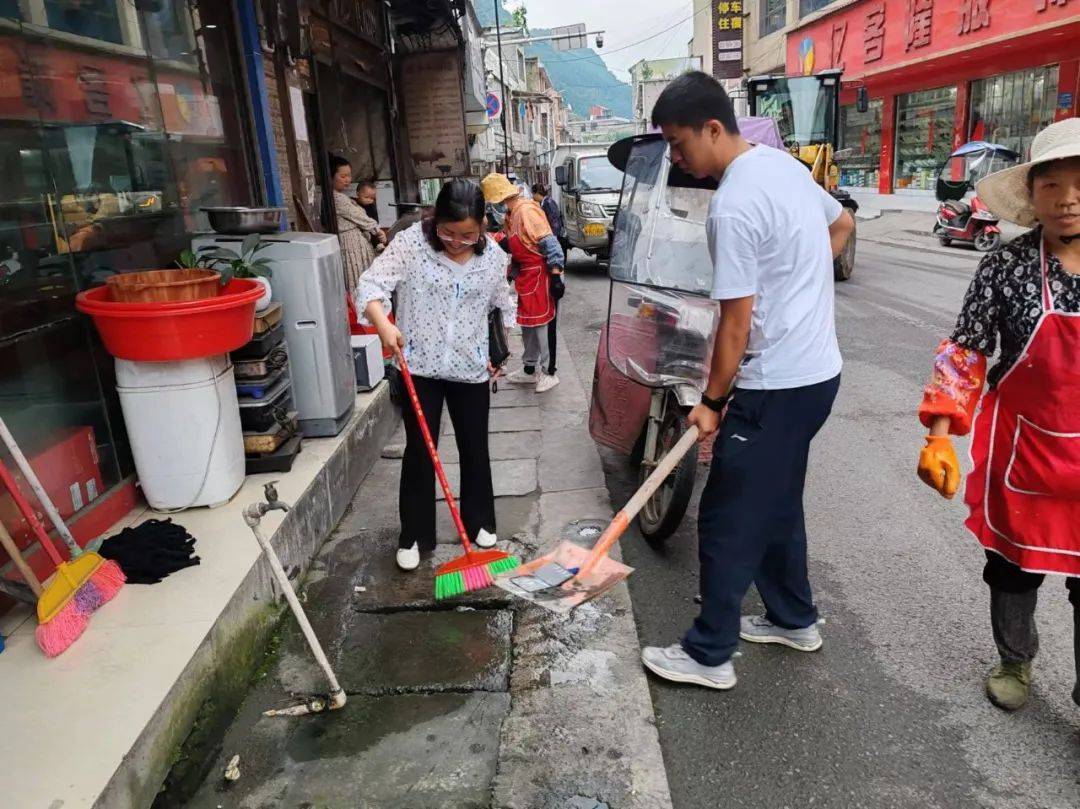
[578,425,700,577]
[0,519,43,597]
[0,458,64,567]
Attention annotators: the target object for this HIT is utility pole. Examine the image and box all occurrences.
[493,0,511,174]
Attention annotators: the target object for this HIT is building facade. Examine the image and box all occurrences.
[785,0,1080,193]
[0,0,486,582]
[630,56,703,127]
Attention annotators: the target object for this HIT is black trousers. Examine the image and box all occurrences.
[399,375,496,551]
[983,551,1080,669]
[546,301,558,375]
[684,376,840,666]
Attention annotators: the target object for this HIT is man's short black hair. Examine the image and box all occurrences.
[651,71,740,135]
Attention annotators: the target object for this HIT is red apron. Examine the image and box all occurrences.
[966,241,1080,576]
[506,233,555,328]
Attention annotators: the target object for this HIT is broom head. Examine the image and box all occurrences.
[434,549,519,601]
[35,552,126,657]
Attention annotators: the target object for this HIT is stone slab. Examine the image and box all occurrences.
[436,458,538,500]
[440,429,542,463]
[442,405,541,435]
[539,426,607,493]
[187,691,510,809]
[337,609,512,695]
[489,386,542,408]
[436,493,540,545]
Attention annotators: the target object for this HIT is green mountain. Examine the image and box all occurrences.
[471,2,631,119]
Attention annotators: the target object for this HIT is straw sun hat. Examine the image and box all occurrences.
[976,117,1080,228]
[480,173,520,204]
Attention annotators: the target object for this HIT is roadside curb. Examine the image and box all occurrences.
[492,326,675,809]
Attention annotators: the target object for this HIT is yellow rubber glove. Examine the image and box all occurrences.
[918,435,961,499]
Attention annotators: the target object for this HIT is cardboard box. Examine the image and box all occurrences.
[0,425,103,551]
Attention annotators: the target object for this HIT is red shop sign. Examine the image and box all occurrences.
[787,0,1078,79]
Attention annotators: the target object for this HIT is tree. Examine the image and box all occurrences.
[511,4,527,31]
[640,62,654,82]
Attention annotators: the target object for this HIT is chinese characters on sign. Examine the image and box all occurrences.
[78,66,110,119]
[958,0,991,34]
[905,0,934,51]
[863,3,886,63]
[712,0,743,80]
[1035,0,1070,11]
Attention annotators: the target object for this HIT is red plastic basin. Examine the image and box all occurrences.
[76,279,263,361]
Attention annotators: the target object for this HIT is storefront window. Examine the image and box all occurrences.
[839,100,882,189]
[894,86,957,192]
[800,0,837,17]
[760,0,786,36]
[0,1,255,532]
[970,65,1059,158]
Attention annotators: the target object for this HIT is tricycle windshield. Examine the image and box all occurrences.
[940,147,1018,186]
[749,76,836,148]
[606,280,718,391]
[608,138,715,295]
[578,156,623,192]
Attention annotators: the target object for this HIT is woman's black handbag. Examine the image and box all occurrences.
[488,308,510,368]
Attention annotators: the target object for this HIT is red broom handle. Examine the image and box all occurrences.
[0,458,65,566]
[396,354,475,554]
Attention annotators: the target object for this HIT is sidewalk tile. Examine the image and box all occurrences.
[436,459,537,499]
[539,426,606,492]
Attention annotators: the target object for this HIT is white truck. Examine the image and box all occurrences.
[549,143,622,263]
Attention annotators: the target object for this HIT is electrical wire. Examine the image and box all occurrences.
[530,4,709,64]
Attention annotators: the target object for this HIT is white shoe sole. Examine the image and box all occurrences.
[739,631,822,652]
[642,657,736,690]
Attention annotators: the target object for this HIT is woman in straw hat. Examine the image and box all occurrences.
[917,118,1080,712]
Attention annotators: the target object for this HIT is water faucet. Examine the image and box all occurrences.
[243,481,291,526]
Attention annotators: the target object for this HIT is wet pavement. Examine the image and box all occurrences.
[181,329,671,808]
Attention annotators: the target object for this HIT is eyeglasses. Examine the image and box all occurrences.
[436,228,480,247]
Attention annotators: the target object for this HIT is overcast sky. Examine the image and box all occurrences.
[521,0,696,82]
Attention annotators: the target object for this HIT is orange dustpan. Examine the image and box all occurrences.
[495,425,700,613]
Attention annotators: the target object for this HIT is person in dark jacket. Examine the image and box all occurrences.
[533,183,566,376]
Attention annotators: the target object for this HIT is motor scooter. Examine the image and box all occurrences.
[933,141,1018,252]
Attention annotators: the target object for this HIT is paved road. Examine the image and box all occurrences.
[557,219,1080,809]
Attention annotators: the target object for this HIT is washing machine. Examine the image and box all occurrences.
[193,232,355,437]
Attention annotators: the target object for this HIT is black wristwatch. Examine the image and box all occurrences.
[700,392,729,413]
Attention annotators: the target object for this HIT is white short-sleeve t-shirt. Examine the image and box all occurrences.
[707,144,844,390]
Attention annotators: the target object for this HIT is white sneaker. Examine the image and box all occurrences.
[505,368,537,385]
[641,644,736,690]
[475,528,498,548]
[396,542,420,571]
[535,372,560,393]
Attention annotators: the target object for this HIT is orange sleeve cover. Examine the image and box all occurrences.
[918,339,987,436]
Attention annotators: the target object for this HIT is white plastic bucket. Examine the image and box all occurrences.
[116,355,245,510]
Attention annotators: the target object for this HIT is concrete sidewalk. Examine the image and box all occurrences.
[180,332,673,809]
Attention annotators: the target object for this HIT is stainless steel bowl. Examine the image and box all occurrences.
[202,206,286,234]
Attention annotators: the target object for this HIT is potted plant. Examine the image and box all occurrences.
[197,234,275,312]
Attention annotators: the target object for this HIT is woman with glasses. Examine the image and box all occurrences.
[357,180,515,571]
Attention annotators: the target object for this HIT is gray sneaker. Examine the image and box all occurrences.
[641,644,736,690]
[739,615,822,652]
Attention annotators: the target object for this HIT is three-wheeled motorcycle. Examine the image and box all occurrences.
[588,132,728,541]
[933,141,1019,252]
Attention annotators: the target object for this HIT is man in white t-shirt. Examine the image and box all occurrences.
[640,72,855,692]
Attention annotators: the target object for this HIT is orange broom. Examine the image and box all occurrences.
[0,421,125,657]
[395,354,518,600]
